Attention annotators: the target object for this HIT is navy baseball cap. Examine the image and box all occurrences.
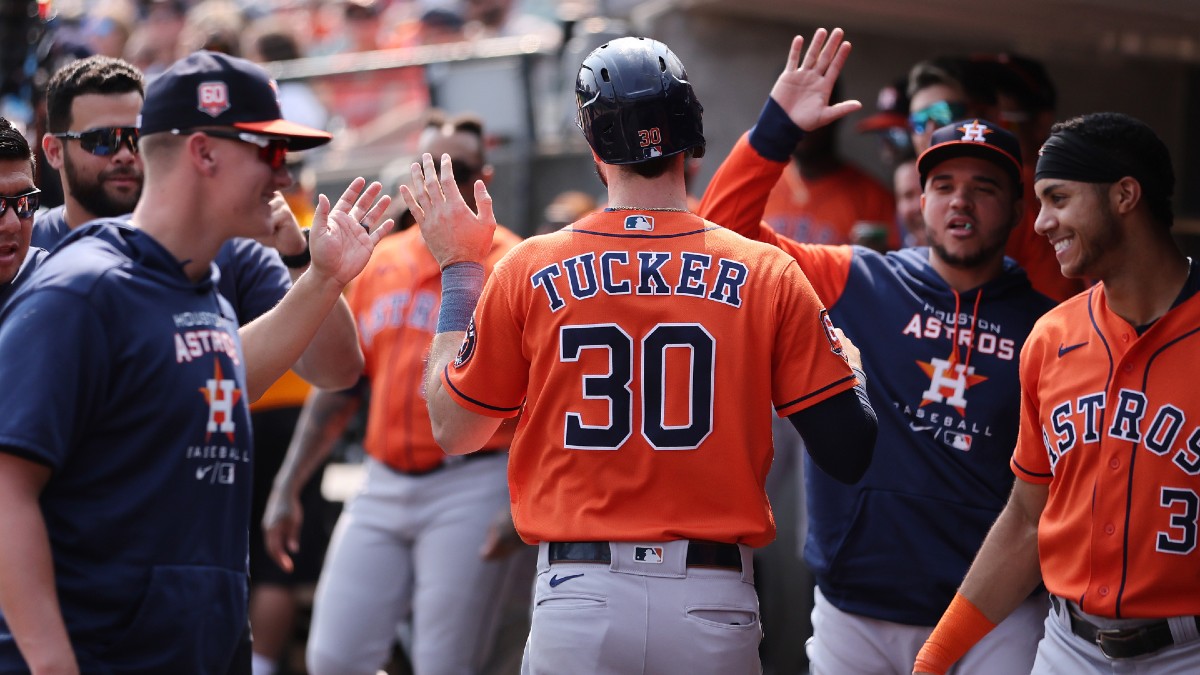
[917,119,1023,191]
[138,51,332,150]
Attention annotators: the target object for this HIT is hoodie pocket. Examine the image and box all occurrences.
[97,565,247,673]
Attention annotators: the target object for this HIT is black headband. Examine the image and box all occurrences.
[1034,129,1141,185]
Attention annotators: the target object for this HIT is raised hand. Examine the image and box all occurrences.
[399,153,497,269]
[309,177,395,285]
[771,28,862,132]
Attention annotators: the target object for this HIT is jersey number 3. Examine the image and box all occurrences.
[560,323,713,451]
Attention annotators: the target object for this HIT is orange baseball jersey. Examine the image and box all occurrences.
[347,225,521,473]
[1012,274,1200,618]
[762,160,897,248]
[441,210,857,547]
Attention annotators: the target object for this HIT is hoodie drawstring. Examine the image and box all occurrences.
[949,288,984,370]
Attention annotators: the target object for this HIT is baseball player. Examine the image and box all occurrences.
[0,51,392,672]
[915,113,1200,673]
[263,112,531,675]
[698,30,1056,674]
[403,35,878,674]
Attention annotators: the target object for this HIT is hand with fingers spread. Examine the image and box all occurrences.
[399,153,496,269]
[309,176,396,286]
[771,27,862,132]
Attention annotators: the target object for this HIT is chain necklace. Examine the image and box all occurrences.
[604,206,689,213]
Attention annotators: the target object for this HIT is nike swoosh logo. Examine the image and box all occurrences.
[909,423,934,432]
[1058,342,1088,358]
[196,465,213,480]
[549,573,584,588]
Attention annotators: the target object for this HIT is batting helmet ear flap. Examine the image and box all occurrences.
[575,37,705,165]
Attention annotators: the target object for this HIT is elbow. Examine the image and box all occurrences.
[430,420,478,456]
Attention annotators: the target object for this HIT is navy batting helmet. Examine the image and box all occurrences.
[575,37,705,164]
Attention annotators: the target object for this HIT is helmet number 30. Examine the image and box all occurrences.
[637,128,662,147]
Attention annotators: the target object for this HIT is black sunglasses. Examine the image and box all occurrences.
[0,188,41,219]
[176,128,290,171]
[52,126,140,156]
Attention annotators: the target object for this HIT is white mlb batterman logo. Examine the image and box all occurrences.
[624,215,654,232]
[197,81,231,117]
[634,546,664,564]
[945,431,973,452]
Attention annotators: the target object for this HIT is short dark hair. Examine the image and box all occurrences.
[46,56,145,133]
[623,154,677,179]
[1051,112,1175,228]
[425,110,487,164]
[0,117,34,172]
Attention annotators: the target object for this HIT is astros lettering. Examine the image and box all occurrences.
[530,250,750,311]
[1043,389,1200,476]
[174,329,240,365]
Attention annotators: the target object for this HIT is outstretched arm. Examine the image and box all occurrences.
[913,478,1047,674]
[400,153,504,454]
[240,178,394,401]
[0,452,78,675]
[698,28,860,240]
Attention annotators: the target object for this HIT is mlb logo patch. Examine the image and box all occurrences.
[197,81,231,117]
[633,546,664,564]
[945,431,973,452]
[624,215,654,232]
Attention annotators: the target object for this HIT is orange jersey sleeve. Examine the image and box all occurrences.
[442,211,857,547]
[1012,286,1200,618]
[699,132,854,307]
[348,226,521,472]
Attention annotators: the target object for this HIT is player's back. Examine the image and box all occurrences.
[449,210,855,547]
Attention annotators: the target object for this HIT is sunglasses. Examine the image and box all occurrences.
[173,128,290,171]
[52,126,140,156]
[909,101,968,134]
[0,188,41,219]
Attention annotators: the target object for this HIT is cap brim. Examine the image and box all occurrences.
[855,112,907,133]
[234,119,333,151]
[917,141,1022,190]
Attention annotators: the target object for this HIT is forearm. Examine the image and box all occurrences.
[424,330,498,454]
[240,268,357,401]
[289,294,363,390]
[697,99,799,239]
[787,371,877,483]
[272,385,362,498]
[0,461,76,673]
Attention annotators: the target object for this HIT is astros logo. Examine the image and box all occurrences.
[200,359,241,442]
[957,120,992,143]
[916,357,987,415]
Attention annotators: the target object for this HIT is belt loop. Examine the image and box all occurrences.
[1169,615,1200,646]
[536,542,551,573]
[738,544,754,585]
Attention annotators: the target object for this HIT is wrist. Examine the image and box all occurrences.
[279,229,311,269]
[437,262,484,333]
[914,592,996,675]
[749,97,805,162]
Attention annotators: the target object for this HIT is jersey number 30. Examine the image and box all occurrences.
[560,323,713,451]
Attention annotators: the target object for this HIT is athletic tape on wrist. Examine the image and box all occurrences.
[913,592,996,674]
[437,262,484,333]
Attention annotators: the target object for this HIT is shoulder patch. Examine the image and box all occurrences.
[453,318,477,368]
[820,309,844,355]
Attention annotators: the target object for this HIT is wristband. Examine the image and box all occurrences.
[913,592,996,674]
[437,262,484,333]
[279,229,311,269]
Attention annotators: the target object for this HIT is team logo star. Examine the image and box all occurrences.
[199,359,241,442]
[916,357,987,416]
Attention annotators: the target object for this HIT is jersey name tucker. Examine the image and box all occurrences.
[1044,389,1200,476]
[530,250,750,311]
